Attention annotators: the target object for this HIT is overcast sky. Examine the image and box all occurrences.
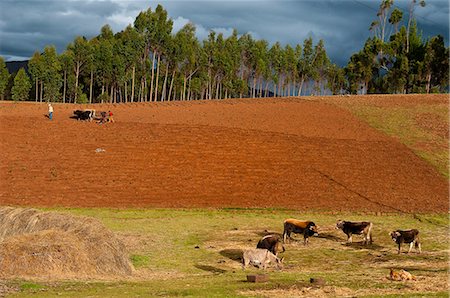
[0,0,448,66]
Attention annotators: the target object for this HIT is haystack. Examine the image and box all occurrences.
[0,207,134,280]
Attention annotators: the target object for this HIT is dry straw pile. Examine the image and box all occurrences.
[0,207,134,280]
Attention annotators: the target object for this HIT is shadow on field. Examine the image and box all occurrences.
[342,242,384,250]
[254,231,283,238]
[220,249,243,263]
[195,264,227,274]
[317,232,341,242]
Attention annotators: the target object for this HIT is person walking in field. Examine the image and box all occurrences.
[108,110,114,123]
[48,103,53,120]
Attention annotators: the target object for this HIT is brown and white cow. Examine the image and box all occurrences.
[390,229,421,254]
[336,220,373,245]
[257,235,285,256]
[283,219,318,245]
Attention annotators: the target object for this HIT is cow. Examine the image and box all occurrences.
[256,235,285,256]
[389,229,421,254]
[282,219,318,245]
[335,220,373,245]
[73,109,95,121]
[242,248,283,270]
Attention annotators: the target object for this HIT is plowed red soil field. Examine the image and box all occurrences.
[0,95,448,212]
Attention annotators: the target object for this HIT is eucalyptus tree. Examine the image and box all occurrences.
[223,29,240,99]
[58,51,74,103]
[175,23,199,100]
[0,57,10,100]
[297,37,313,96]
[389,8,403,34]
[327,63,346,95]
[284,44,296,96]
[94,25,115,102]
[116,25,144,102]
[268,42,283,96]
[422,35,448,93]
[310,39,330,95]
[41,46,62,102]
[134,5,173,102]
[12,68,31,101]
[203,31,217,99]
[406,0,426,53]
[28,51,44,102]
[67,36,90,103]
[237,33,254,98]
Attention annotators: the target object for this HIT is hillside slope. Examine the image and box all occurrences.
[0,95,447,212]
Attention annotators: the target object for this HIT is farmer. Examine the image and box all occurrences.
[48,103,53,120]
[108,110,114,123]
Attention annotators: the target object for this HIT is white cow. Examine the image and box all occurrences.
[242,248,283,270]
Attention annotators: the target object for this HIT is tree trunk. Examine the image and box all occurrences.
[297,76,305,96]
[125,80,128,103]
[40,80,43,102]
[161,63,169,102]
[110,85,114,103]
[144,77,147,102]
[264,81,269,97]
[155,53,161,102]
[426,73,432,94]
[187,76,191,101]
[89,70,93,104]
[35,78,38,102]
[131,65,135,102]
[150,51,156,102]
[168,70,175,102]
[216,80,220,100]
[63,72,66,103]
[74,63,80,104]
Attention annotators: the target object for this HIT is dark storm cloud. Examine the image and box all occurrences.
[0,0,448,66]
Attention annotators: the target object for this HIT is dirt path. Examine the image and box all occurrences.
[0,96,447,212]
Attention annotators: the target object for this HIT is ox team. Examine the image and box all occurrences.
[243,218,421,270]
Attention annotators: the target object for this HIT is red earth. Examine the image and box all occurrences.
[0,95,448,213]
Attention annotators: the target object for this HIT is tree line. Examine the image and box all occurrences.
[0,1,448,103]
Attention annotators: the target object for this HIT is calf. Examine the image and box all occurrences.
[390,229,421,254]
[282,219,318,245]
[256,235,285,256]
[336,220,373,245]
[242,248,283,270]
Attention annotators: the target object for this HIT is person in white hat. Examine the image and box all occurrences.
[48,103,53,120]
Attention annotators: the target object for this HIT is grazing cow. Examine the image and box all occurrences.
[390,229,421,254]
[256,235,285,256]
[282,219,318,245]
[242,248,283,270]
[336,220,373,245]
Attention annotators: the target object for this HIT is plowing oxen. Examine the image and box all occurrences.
[73,109,95,121]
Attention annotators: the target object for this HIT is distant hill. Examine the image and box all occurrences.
[5,60,28,75]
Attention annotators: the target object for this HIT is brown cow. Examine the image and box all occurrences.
[283,219,318,245]
[390,229,421,254]
[336,220,373,245]
[256,235,285,256]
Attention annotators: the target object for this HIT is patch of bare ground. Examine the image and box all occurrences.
[239,275,448,298]
[0,94,448,213]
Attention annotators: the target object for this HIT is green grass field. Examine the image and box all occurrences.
[5,209,449,297]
